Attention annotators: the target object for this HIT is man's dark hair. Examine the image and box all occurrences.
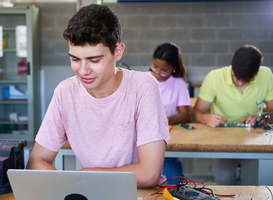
[63,4,121,55]
[231,45,263,82]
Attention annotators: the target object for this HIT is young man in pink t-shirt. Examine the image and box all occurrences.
[26,4,170,188]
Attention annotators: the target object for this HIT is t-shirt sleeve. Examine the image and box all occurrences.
[35,86,67,152]
[264,67,273,102]
[198,71,216,103]
[177,78,191,107]
[134,76,170,147]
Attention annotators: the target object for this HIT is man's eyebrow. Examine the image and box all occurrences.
[68,53,104,59]
[86,55,103,59]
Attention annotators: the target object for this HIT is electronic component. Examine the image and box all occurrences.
[163,186,220,200]
[254,100,273,130]
[218,123,251,127]
[179,124,195,130]
[151,177,235,199]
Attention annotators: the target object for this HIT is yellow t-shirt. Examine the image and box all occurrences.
[198,66,273,123]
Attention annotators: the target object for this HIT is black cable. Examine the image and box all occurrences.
[194,188,215,197]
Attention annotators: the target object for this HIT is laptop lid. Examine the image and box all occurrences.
[7,169,137,200]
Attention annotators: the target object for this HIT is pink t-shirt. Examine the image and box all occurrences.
[146,71,191,117]
[36,69,170,171]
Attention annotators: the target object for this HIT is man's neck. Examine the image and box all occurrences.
[87,68,123,98]
[236,84,249,94]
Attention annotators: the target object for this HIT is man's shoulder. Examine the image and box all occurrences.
[55,76,80,92]
[125,69,158,85]
[259,66,272,75]
[204,66,230,82]
[209,66,230,75]
[253,66,273,84]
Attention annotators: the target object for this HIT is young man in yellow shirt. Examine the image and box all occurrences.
[191,45,273,185]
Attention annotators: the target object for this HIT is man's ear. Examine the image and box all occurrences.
[115,43,125,61]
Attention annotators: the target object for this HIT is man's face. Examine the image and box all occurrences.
[68,43,119,93]
[231,71,250,88]
[232,76,249,87]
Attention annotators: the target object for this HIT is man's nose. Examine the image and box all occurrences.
[79,61,91,75]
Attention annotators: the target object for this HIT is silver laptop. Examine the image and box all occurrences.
[7,169,137,200]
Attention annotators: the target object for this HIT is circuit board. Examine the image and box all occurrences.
[218,123,251,127]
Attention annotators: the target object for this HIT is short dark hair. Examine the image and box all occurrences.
[231,45,263,82]
[152,43,187,82]
[63,4,122,55]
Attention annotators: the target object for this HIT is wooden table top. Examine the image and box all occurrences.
[189,81,202,88]
[167,124,273,153]
[138,186,273,199]
[1,186,272,200]
[62,124,273,153]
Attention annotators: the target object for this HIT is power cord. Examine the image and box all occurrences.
[251,185,273,200]
[151,176,235,198]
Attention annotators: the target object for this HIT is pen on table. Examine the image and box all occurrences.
[179,123,195,130]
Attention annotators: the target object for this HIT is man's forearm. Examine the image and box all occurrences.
[80,163,161,188]
[190,108,206,124]
[26,158,57,170]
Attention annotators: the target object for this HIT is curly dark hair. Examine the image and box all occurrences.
[152,43,187,82]
[63,4,122,55]
[232,45,263,82]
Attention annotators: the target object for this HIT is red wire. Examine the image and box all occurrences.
[160,176,203,188]
[215,193,235,197]
[150,185,176,195]
[151,176,202,196]
[151,176,235,197]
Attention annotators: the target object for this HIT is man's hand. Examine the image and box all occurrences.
[191,97,227,128]
[203,113,227,127]
[242,115,257,126]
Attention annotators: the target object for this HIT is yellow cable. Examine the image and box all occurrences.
[251,185,273,200]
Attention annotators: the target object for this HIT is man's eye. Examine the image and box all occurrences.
[71,58,79,61]
[91,60,100,63]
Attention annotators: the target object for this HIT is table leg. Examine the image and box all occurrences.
[54,150,64,170]
[54,149,81,170]
[241,159,273,185]
[76,159,81,170]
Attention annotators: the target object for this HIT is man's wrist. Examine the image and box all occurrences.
[201,113,208,124]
